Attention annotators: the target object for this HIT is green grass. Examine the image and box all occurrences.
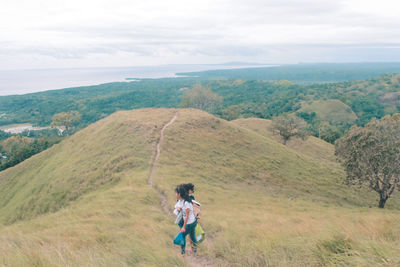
[0,109,174,224]
[1,108,400,266]
[299,99,358,125]
[231,117,337,166]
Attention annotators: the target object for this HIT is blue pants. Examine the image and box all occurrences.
[181,219,198,251]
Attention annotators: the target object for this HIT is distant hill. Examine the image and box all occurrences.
[177,62,400,83]
[1,65,400,140]
[1,71,400,174]
[1,109,400,266]
[298,99,358,125]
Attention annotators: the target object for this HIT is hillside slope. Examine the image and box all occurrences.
[1,109,400,266]
[231,117,337,166]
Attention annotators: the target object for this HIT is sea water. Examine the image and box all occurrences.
[0,64,269,96]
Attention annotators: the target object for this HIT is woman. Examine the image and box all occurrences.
[183,183,196,201]
[174,185,197,255]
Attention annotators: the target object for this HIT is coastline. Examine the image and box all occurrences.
[0,64,271,96]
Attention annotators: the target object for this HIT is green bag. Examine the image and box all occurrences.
[195,223,205,243]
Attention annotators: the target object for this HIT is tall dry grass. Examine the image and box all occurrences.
[0,108,400,266]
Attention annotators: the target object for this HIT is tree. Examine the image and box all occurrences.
[0,130,11,141]
[51,111,81,135]
[221,105,241,121]
[180,84,223,113]
[0,136,32,170]
[296,111,317,124]
[0,135,62,171]
[271,114,308,145]
[273,80,292,87]
[0,136,31,155]
[335,114,400,208]
[319,122,341,144]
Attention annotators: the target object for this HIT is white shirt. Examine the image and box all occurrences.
[173,200,181,215]
[174,200,196,224]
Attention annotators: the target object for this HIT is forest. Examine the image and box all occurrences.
[1,64,400,170]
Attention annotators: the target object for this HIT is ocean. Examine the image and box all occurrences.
[0,64,268,96]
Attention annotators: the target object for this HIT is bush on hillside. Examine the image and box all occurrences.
[271,114,308,145]
[180,84,223,113]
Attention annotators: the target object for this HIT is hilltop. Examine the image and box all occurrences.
[1,109,400,266]
[298,99,358,125]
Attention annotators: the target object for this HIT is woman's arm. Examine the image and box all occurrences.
[180,208,190,233]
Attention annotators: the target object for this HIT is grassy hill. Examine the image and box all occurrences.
[231,118,337,166]
[1,109,400,266]
[298,100,358,125]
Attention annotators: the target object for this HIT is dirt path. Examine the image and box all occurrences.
[148,113,178,216]
[147,113,215,267]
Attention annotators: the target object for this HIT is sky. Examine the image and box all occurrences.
[1,0,400,70]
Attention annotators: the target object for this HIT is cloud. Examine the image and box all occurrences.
[0,0,399,69]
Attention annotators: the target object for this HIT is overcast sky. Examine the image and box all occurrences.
[1,0,400,70]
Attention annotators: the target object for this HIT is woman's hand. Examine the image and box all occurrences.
[177,208,182,212]
[180,227,186,233]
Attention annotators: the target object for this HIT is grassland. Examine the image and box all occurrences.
[1,108,400,266]
[150,109,400,265]
[298,100,358,125]
[0,109,185,266]
[231,118,337,166]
